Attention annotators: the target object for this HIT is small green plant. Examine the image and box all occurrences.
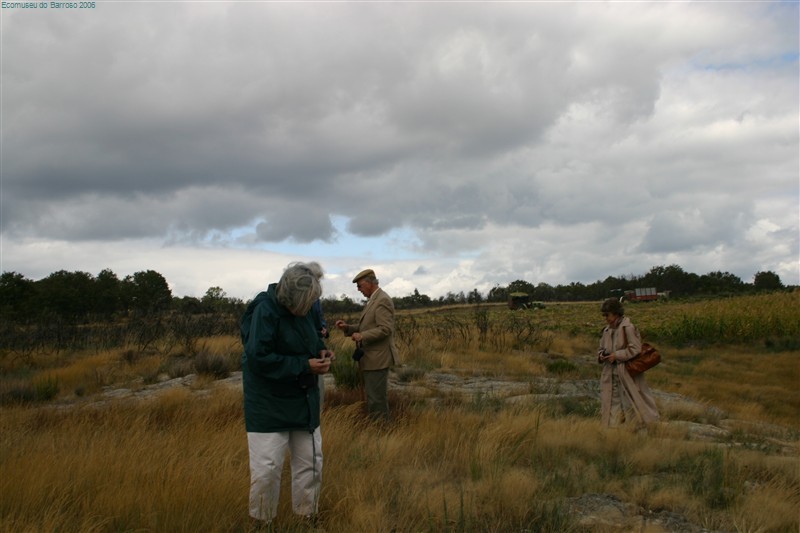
[468,390,505,413]
[688,448,739,509]
[598,449,632,478]
[331,355,361,390]
[546,358,577,375]
[544,397,598,418]
[34,374,59,401]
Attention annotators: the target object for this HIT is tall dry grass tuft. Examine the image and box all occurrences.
[1,387,249,532]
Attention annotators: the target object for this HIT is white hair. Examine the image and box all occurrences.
[276,262,324,315]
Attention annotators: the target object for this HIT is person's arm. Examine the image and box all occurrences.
[335,319,357,336]
[243,305,312,381]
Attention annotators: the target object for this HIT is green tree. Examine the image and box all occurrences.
[487,285,508,303]
[465,288,482,304]
[532,282,556,301]
[202,286,227,312]
[554,281,588,301]
[697,271,743,294]
[507,279,536,296]
[753,271,783,291]
[174,295,204,314]
[36,270,96,320]
[124,270,172,314]
[0,271,36,321]
[641,264,698,296]
[94,268,122,317]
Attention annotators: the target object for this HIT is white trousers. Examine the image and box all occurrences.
[247,429,322,522]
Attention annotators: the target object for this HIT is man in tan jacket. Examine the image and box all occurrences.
[335,269,399,421]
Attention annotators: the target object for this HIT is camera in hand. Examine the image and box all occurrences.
[352,346,365,362]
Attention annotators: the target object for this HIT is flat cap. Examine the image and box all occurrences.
[352,269,375,283]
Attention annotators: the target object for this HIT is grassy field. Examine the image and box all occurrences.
[1,292,798,532]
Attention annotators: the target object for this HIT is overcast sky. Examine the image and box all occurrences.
[1,1,798,302]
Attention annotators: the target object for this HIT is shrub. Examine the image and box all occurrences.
[164,357,195,379]
[0,380,36,405]
[764,336,800,352]
[546,358,577,375]
[193,350,231,379]
[1,375,60,404]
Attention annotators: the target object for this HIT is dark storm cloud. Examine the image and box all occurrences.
[2,2,798,293]
[3,3,614,241]
[255,202,336,244]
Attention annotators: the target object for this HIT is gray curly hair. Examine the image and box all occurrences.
[276,261,324,315]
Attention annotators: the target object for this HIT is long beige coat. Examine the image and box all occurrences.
[598,316,659,426]
[343,287,400,371]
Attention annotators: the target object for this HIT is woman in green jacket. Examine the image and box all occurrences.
[241,261,334,525]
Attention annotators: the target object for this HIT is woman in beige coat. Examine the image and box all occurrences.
[597,298,659,428]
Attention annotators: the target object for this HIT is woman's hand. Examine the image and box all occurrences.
[598,349,616,363]
[308,357,331,375]
[318,349,336,363]
[601,353,616,363]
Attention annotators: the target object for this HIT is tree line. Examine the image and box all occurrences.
[0,264,788,324]
[319,264,788,313]
[0,269,245,324]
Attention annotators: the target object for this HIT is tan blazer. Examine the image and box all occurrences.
[344,287,400,371]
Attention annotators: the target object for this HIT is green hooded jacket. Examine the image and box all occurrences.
[241,284,325,433]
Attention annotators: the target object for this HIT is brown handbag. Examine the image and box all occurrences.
[620,325,661,376]
[625,342,661,376]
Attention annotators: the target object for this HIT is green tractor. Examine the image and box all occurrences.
[507,292,545,310]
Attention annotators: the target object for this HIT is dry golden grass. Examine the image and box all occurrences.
[2,384,799,532]
[648,346,800,427]
[1,293,799,531]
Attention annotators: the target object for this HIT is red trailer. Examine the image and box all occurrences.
[622,287,659,302]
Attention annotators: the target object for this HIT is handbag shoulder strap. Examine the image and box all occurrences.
[619,322,642,350]
[612,321,640,352]
[621,324,644,349]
